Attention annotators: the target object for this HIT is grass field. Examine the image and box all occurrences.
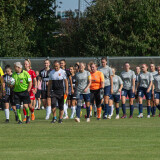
[0,108,160,160]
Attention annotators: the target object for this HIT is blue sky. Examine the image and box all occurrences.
[57,0,78,11]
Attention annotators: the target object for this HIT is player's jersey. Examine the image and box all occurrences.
[98,65,113,86]
[68,74,76,95]
[3,74,13,95]
[120,70,135,90]
[49,68,67,95]
[150,71,158,77]
[39,68,52,91]
[90,71,104,90]
[138,72,153,89]
[153,74,160,92]
[112,75,123,95]
[27,69,36,89]
[76,70,91,94]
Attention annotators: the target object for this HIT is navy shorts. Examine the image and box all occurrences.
[154,91,160,100]
[104,85,111,96]
[138,87,151,100]
[121,88,135,98]
[77,93,90,102]
[109,94,120,103]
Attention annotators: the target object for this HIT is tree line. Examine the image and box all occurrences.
[0,0,160,57]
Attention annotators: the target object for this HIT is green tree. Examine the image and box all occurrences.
[0,0,33,57]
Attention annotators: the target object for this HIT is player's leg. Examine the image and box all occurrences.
[51,96,58,123]
[70,96,76,119]
[137,88,144,118]
[58,94,64,123]
[46,97,51,120]
[145,89,152,118]
[84,94,91,122]
[129,89,135,118]
[75,94,83,123]
[103,86,110,119]
[154,92,160,116]
[4,102,10,123]
[108,98,113,119]
[121,89,127,118]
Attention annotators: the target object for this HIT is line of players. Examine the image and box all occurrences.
[1,57,160,123]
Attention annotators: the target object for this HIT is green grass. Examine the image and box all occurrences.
[0,108,160,160]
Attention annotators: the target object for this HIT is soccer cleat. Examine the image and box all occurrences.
[51,118,57,123]
[63,116,69,119]
[18,120,22,124]
[121,115,127,119]
[58,119,62,123]
[75,117,80,123]
[147,115,150,118]
[97,118,101,120]
[86,118,90,122]
[45,116,50,120]
[115,115,119,119]
[70,115,74,119]
[31,113,35,121]
[137,113,143,118]
[23,118,26,122]
[5,119,9,123]
[129,115,133,119]
[103,115,107,119]
[26,116,30,124]
[107,115,111,119]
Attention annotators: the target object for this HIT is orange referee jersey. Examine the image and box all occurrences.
[90,71,104,90]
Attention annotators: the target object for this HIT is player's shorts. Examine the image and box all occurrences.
[35,89,41,99]
[67,93,76,100]
[30,90,35,100]
[109,94,120,103]
[154,91,160,100]
[41,90,48,99]
[121,88,135,98]
[90,89,101,107]
[51,93,64,110]
[138,87,151,100]
[3,94,15,106]
[77,93,90,102]
[14,90,31,105]
[104,85,111,96]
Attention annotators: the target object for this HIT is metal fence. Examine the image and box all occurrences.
[0,56,160,74]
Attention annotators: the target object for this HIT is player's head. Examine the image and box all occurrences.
[24,59,31,70]
[141,64,148,72]
[112,67,116,75]
[136,66,141,74]
[90,62,97,73]
[14,62,23,73]
[35,70,39,76]
[75,62,79,72]
[44,59,50,68]
[54,60,60,71]
[101,57,107,67]
[150,63,156,72]
[69,66,75,74]
[79,62,86,72]
[5,65,12,75]
[157,66,160,74]
[60,59,66,69]
[124,62,130,71]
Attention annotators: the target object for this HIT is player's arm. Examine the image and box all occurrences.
[100,73,104,89]
[132,78,135,93]
[28,81,32,92]
[48,80,52,97]
[147,80,152,93]
[110,75,113,94]
[33,77,37,94]
[152,83,155,95]
[84,75,91,93]
[69,75,74,94]
[64,78,68,95]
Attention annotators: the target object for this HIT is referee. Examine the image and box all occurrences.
[12,62,32,124]
[48,61,68,124]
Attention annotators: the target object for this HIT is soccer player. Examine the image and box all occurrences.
[60,59,74,119]
[48,61,68,123]
[109,68,123,119]
[68,66,77,119]
[150,63,158,117]
[35,71,41,110]
[3,65,18,122]
[23,59,37,121]
[75,62,91,122]
[98,57,113,119]
[153,66,160,117]
[136,64,153,118]
[135,66,141,113]
[120,62,135,118]
[90,62,104,120]
[39,59,52,120]
[12,62,32,124]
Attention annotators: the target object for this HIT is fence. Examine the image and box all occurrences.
[0,56,160,74]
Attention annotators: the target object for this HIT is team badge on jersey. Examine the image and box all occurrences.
[59,73,61,76]
[20,79,23,83]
